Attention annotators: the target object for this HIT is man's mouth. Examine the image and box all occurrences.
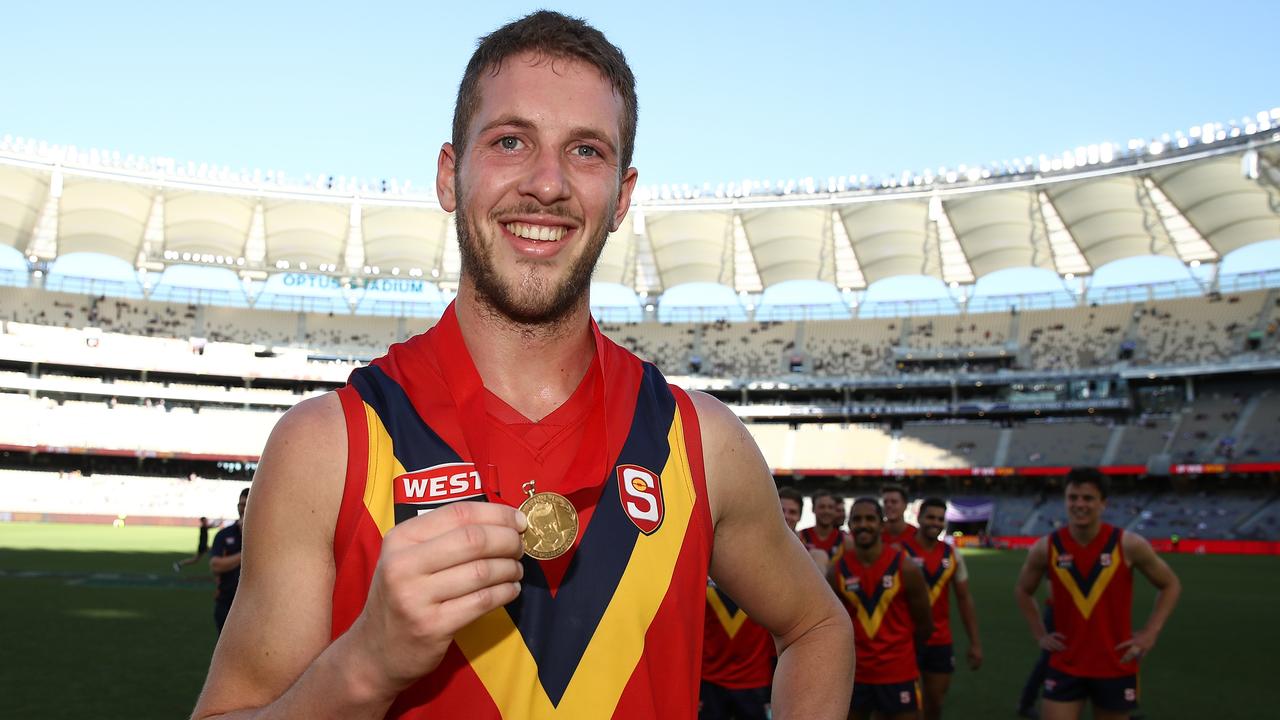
[504,222,566,242]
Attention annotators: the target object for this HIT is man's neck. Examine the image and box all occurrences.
[914,530,937,551]
[885,519,908,536]
[854,542,883,567]
[814,521,835,536]
[1068,521,1103,546]
[454,285,596,422]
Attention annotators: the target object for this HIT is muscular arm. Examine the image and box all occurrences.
[899,559,933,646]
[192,393,527,719]
[694,393,853,720]
[1014,537,1063,651]
[1117,531,1181,662]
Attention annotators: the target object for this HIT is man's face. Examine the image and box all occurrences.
[881,491,906,523]
[1065,482,1105,529]
[848,502,883,550]
[813,495,838,526]
[832,499,846,529]
[437,51,638,325]
[780,497,802,531]
[237,493,248,520]
[917,506,946,541]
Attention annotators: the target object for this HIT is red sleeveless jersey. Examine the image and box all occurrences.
[833,548,918,684]
[882,523,917,552]
[331,305,714,718]
[902,538,957,646]
[701,581,775,689]
[799,526,847,557]
[1046,524,1136,678]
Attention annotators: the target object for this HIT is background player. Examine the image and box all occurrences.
[208,489,247,634]
[701,577,776,720]
[906,497,982,720]
[778,486,803,534]
[799,489,847,558]
[880,484,914,551]
[1014,469,1181,720]
[174,516,213,572]
[819,498,933,720]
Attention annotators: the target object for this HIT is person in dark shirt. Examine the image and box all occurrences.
[209,488,249,634]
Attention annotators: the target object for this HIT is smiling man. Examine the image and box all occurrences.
[1014,468,1181,720]
[904,498,982,720]
[191,11,851,720]
[819,498,932,720]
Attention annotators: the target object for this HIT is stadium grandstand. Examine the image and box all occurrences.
[3,110,1280,549]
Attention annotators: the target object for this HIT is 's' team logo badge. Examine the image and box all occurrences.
[882,575,894,589]
[1099,553,1112,567]
[394,462,484,511]
[617,464,664,535]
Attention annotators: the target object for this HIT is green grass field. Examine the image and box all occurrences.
[1,522,1274,718]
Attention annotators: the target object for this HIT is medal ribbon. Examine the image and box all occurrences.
[426,303,613,507]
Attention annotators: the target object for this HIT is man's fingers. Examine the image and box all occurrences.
[396,523,524,576]
[386,502,527,548]
[420,558,525,604]
[433,581,523,633]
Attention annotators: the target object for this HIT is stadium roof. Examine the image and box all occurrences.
[2,118,1278,298]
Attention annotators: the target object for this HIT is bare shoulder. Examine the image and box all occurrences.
[685,389,746,447]
[253,391,348,530]
[683,389,768,524]
[1121,529,1156,561]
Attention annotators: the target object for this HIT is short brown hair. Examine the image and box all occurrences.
[452,11,638,173]
[880,483,909,503]
[778,486,803,505]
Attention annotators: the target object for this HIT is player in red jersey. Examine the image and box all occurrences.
[778,486,803,534]
[880,483,915,551]
[906,498,982,720]
[192,11,852,720]
[817,498,933,720]
[1014,469,1181,720]
[799,489,847,557]
[701,577,776,720]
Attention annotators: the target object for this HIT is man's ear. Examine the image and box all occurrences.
[437,143,458,212]
[610,166,639,232]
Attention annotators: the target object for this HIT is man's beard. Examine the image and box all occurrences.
[455,195,612,327]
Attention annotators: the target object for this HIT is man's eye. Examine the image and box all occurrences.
[498,137,522,151]
[574,145,599,158]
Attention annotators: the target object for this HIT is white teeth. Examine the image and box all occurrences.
[504,222,565,242]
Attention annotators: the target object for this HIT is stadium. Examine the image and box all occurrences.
[3,104,1279,717]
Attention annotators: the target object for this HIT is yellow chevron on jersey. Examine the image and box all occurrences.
[437,407,697,719]
[837,555,902,639]
[360,401,405,536]
[706,586,749,639]
[1050,536,1121,620]
[926,557,957,606]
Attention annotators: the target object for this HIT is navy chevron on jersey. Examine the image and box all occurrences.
[833,548,918,684]
[799,526,847,557]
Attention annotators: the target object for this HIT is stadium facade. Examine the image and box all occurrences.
[2,112,1279,545]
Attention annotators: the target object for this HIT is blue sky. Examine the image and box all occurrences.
[2,1,1275,189]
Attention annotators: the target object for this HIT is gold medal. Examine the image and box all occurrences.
[518,480,578,560]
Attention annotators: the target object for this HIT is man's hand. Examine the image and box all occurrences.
[1037,631,1066,652]
[347,501,527,698]
[967,642,983,670]
[1115,627,1158,664]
